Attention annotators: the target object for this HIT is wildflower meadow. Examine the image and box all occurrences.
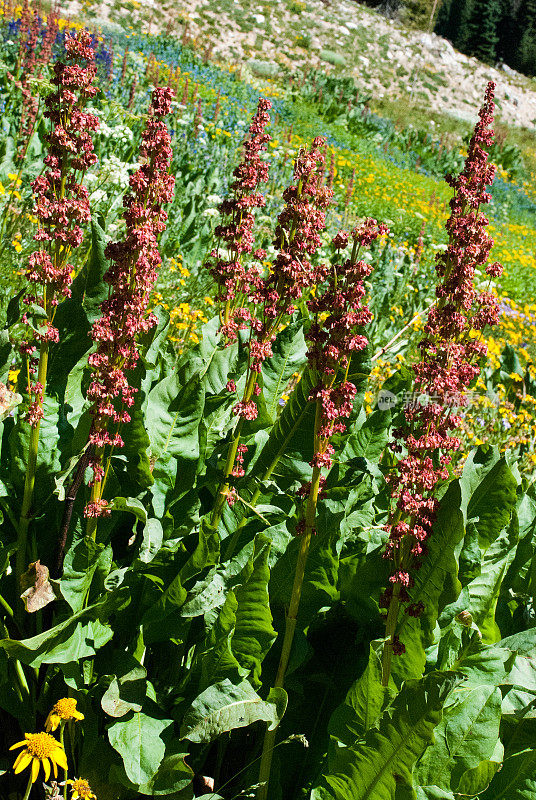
[0,3,535,800]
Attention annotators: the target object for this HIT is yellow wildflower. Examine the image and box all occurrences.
[66,777,97,799]
[10,732,67,782]
[45,697,84,732]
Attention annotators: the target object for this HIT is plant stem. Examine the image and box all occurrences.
[59,721,68,800]
[381,581,401,687]
[16,340,50,587]
[211,370,257,529]
[22,772,33,800]
[256,403,322,800]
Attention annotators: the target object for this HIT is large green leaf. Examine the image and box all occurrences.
[441,525,517,644]
[416,684,503,791]
[107,711,173,787]
[460,447,518,551]
[312,671,458,800]
[249,364,319,484]
[141,570,187,644]
[231,533,276,685]
[8,394,61,503]
[146,371,205,465]
[269,502,343,625]
[180,679,287,743]
[341,409,391,462]
[61,536,112,612]
[261,320,307,421]
[481,749,536,800]
[328,641,397,746]
[195,591,245,692]
[1,616,113,668]
[181,315,241,396]
[393,481,465,683]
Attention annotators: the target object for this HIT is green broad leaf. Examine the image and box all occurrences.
[329,640,397,746]
[111,496,148,523]
[341,408,391,462]
[441,525,517,644]
[141,571,187,643]
[460,447,518,551]
[181,568,227,618]
[73,216,110,323]
[231,534,277,686]
[139,518,164,564]
[54,446,90,502]
[183,315,241,395]
[480,749,536,800]
[8,394,61,504]
[120,390,154,491]
[269,505,342,626]
[107,711,172,787]
[393,481,465,683]
[416,684,503,791]
[414,788,455,800]
[46,217,109,398]
[505,483,536,594]
[180,516,220,584]
[456,758,501,796]
[137,752,194,796]
[101,667,147,718]
[61,536,112,613]
[261,320,307,421]
[452,643,512,687]
[196,591,245,692]
[146,371,205,480]
[1,616,113,668]
[312,671,459,800]
[249,364,319,483]
[180,679,287,743]
[196,590,247,692]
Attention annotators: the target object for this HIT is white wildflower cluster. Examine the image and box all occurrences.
[202,194,222,218]
[98,121,135,145]
[100,154,137,189]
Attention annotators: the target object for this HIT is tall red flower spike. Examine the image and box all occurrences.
[85,87,175,518]
[21,30,99,427]
[381,82,503,669]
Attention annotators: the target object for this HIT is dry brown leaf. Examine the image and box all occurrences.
[20,560,56,613]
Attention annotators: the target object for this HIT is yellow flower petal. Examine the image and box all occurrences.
[9,741,28,750]
[54,748,68,771]
[42,757,51,782]
[31,757,40,783]
[13,752,32,774]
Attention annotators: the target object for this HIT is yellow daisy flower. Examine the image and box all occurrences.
[10,732,67,783]
[45,697,84,732]
[66,777,97,799]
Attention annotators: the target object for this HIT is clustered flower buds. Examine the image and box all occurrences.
[267,137,333,321]
[380,82,503,650]
[20,30,99,427]
[85,87,175,517]
[303,220,384,479]
[206,97,272,344]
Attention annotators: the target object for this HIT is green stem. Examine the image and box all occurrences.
[211,370,258,530]
[223,373,309,563]
[1,621,30,700]
[257,402,322,800]
[21,772,33,800]
[59,721,68,800]
[381,581,401,687]
[0,592,14,619]
[16,341,50,587]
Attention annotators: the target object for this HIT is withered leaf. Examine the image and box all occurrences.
[0,382,22,421]
[20,560,56,613]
